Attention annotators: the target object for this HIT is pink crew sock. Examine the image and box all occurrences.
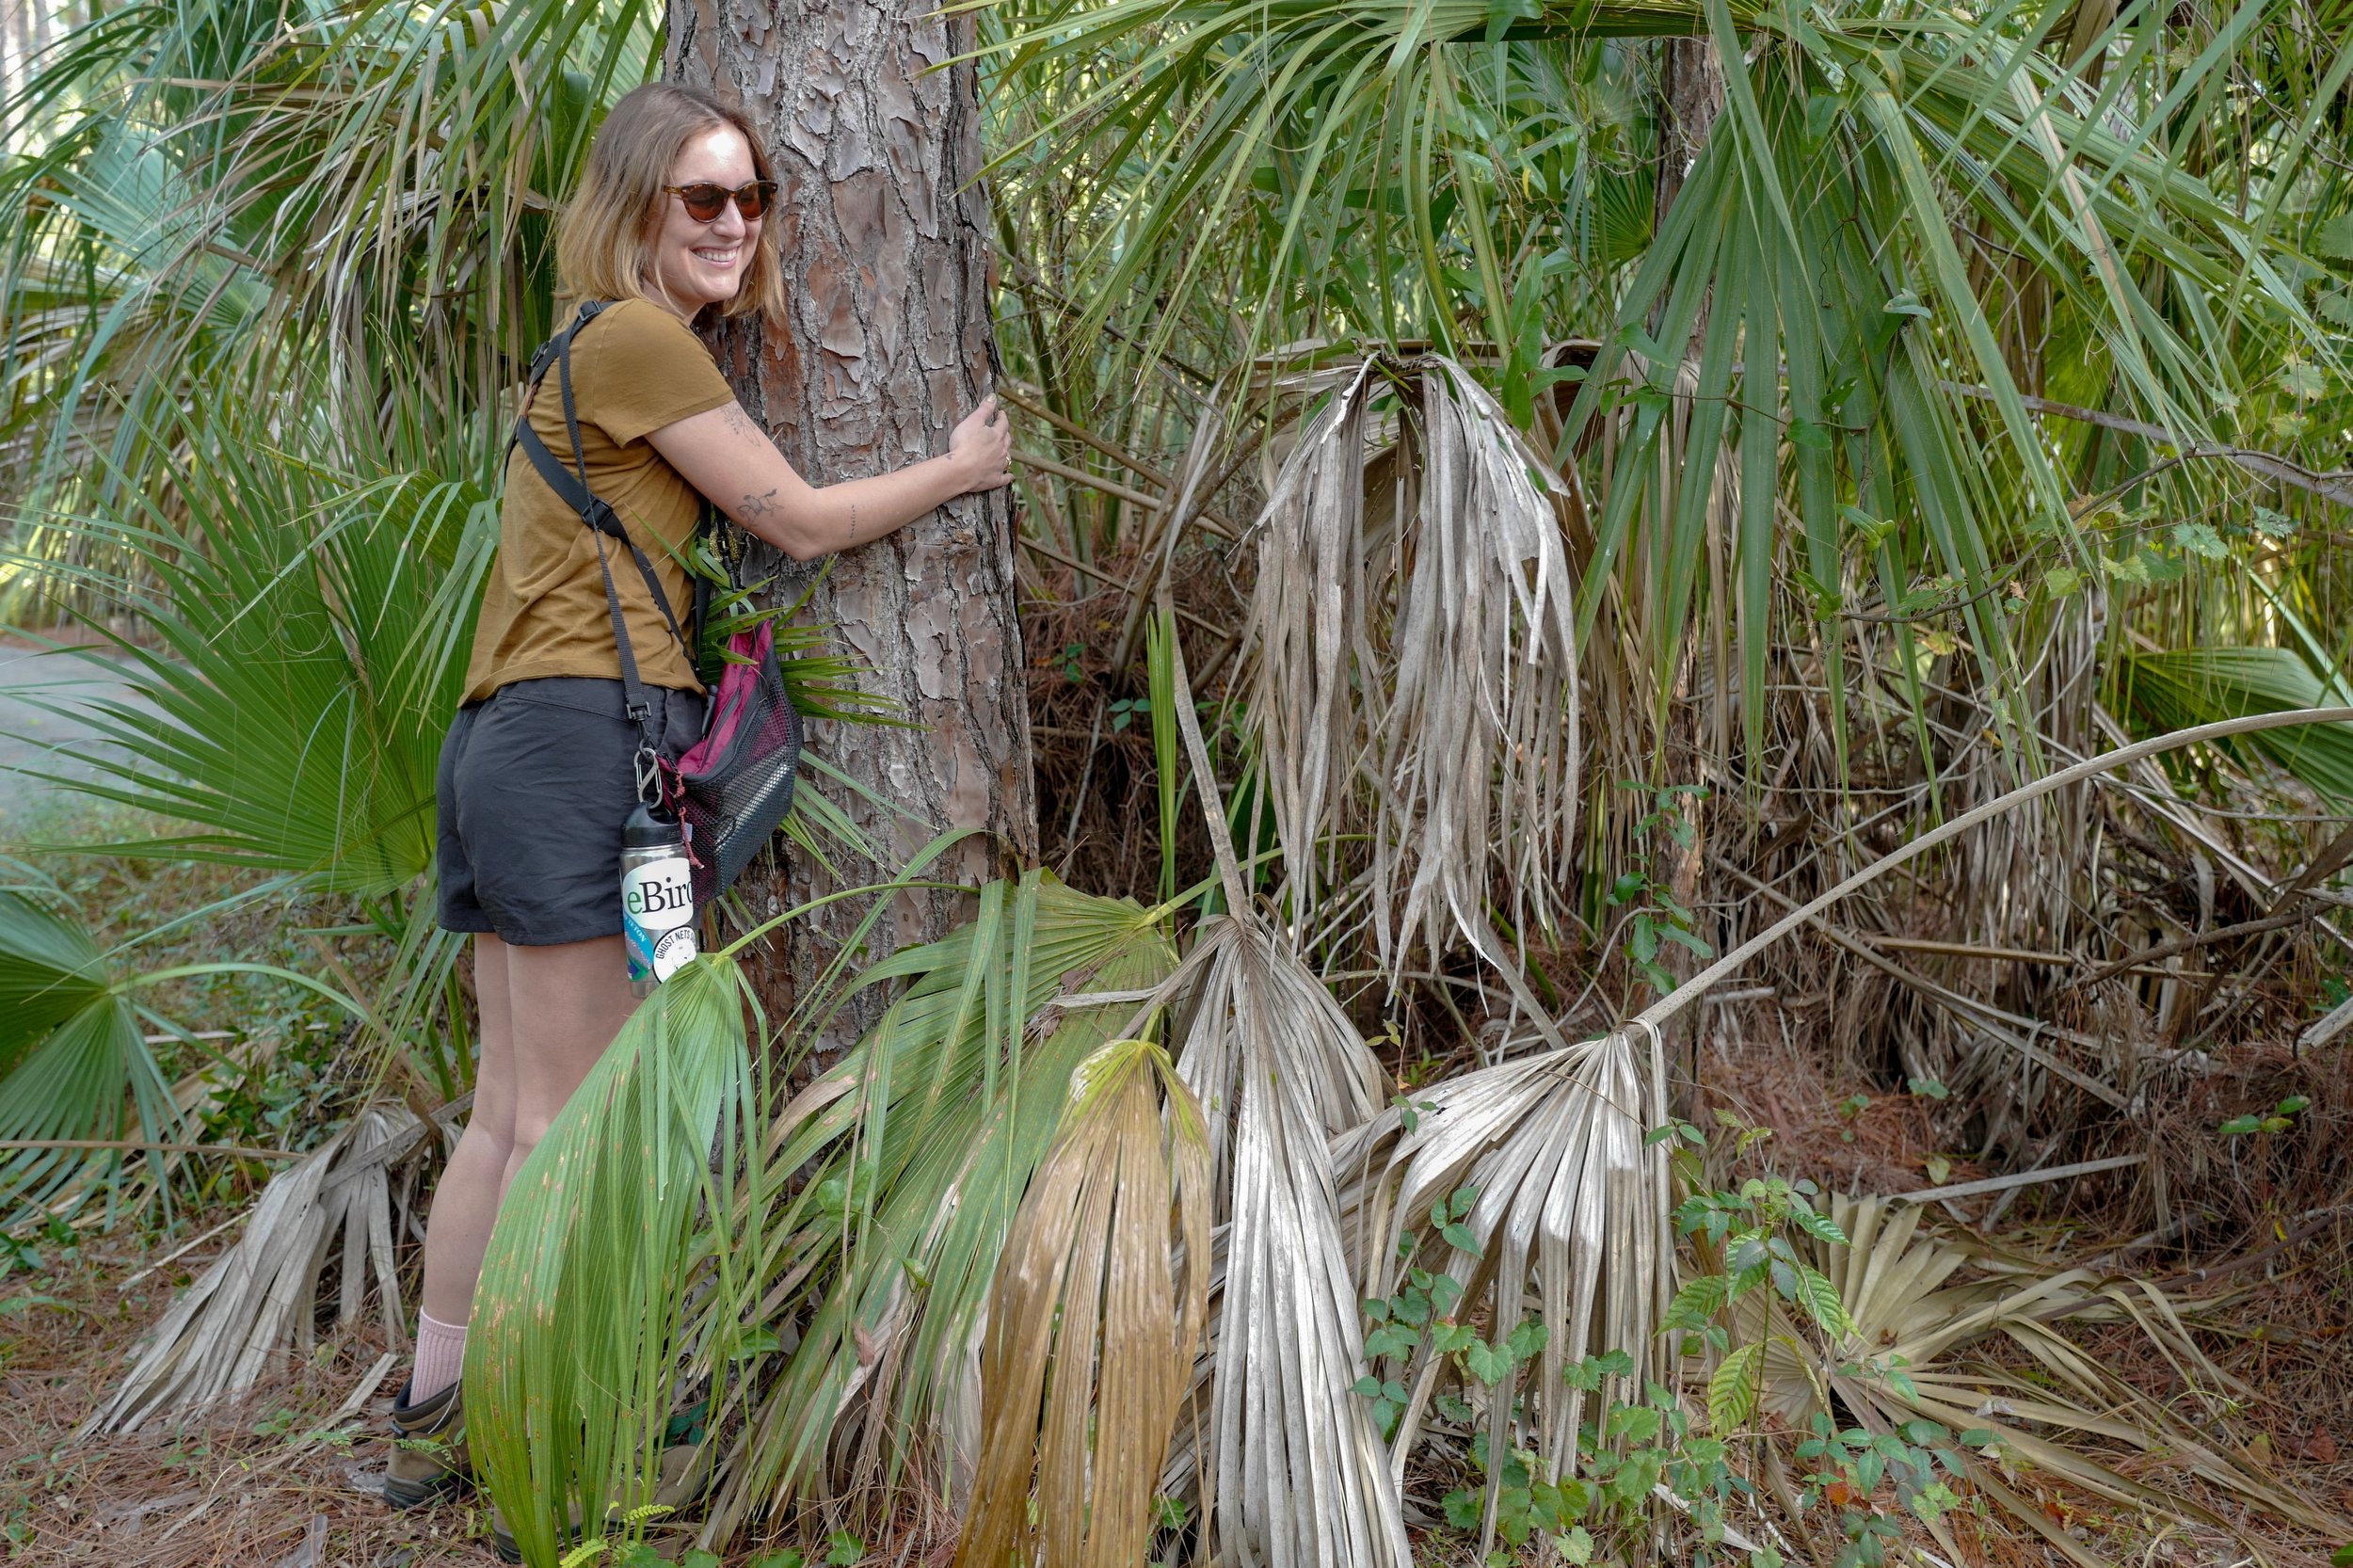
[410,1310,469,1402]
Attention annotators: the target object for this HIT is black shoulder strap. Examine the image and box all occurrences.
[510,302,707,778]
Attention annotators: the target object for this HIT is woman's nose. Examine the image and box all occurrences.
[710,204,747,242]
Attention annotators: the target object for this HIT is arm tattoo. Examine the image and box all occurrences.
[722,403,760,440]
[741,487,780,520]
[848,502,858,542]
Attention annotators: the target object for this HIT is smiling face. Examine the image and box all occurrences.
[643,124,760,321]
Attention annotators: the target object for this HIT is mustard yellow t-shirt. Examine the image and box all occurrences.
[463,298,737,702]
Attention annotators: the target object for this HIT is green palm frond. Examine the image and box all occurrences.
[0,888,168,1223]
[468,954,767,1566]
[2119,646,2353,801]
[12,421,486,894]
[0,883,374,1230]
[1,0,655,513]
[706,872,1180,1538]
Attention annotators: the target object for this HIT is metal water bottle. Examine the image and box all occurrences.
[621,802,696,996]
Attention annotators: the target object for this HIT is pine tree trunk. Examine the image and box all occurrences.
[1654,39,1724,232]
[668,1,1036,1038]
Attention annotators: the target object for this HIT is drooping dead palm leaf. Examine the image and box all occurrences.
[1241,356,1581,989]
[1164,912,1412,1568]
[1376,360,1581,979]
[954,1037,1210,1568]
[1142,611,1415,1568]
[1243,359,1380,933]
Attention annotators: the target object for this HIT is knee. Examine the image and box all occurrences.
[450,1114,515,1174]
[504,1112,558,1176]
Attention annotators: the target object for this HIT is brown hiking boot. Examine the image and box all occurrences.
[382,1377,470,1508]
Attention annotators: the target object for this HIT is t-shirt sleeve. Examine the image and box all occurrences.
[584,300,738,446]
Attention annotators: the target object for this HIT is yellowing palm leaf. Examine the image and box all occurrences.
[956,1037,1210,1568]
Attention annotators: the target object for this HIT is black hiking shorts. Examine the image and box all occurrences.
[435,677,707,946]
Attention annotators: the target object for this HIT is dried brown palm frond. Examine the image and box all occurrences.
[83,1102,446,1433]
[1101,610,1412,1568]
[1164,911,1413,1568]
[1242,358,1380,930]
[1752,1195,2349,1561]
[953,1036,1210,1568]
[1331,1023,1674,1518]
[1240,354,1580,987]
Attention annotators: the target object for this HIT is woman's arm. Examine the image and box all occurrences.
[646,394,1014,561]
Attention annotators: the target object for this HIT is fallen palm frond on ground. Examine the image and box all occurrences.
[954,1036,1209,1568]
[1753,1194,2351,1562]
[82,1102,436,1434]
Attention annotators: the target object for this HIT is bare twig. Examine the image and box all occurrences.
[1016,449,1164,515]
[1869,936,2078,966]
[1000,380,1238,538]
[1889,1153,2146,1205]
[2063,909,2314,991]
[1016,534,1229,637]
[1940,381,2353,509]
[1715,862,2130,1111]
[2154,1203,2353,1289]
[118,1208,256,1291]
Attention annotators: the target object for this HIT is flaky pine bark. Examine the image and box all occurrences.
[1653,38,1724,233]
[669,3,1035,1033]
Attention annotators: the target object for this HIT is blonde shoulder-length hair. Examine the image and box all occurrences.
[554,82,786,325]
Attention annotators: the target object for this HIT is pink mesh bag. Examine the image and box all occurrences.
[666,619,805,906]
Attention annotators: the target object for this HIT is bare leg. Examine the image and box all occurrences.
[418,934,520,1326]
[496,935,639,1204]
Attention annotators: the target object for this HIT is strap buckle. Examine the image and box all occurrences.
[584,496,626,539]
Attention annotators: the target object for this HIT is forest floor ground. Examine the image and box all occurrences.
[2,1219,498,1567]
[7,1100,2348,1568]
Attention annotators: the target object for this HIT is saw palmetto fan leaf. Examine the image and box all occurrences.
[1163,912,1411,1568]
[467,956,768,1568]
[0,888,168,1224]
[1241,355,1579,984]
[1333,1024,1674,1531]
[954,1037,1211,1568]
